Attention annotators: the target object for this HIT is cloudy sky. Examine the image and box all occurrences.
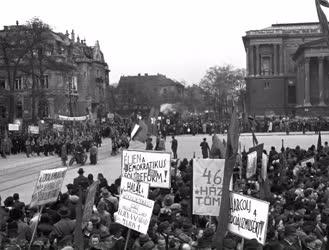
[0,0,325,84]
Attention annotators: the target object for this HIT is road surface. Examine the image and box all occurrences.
[0,132,327,204]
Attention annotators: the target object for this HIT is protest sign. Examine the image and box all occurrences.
[116,191,154,234]
[120,177,149,199]
[300,157,315,168]
[82,181,99,228]
[28,125,39,134]
[228,192,269,245]
[121,150,171,188]
[53,124,64,132]
[8,123,19,131]
[30,167,67,208]
[248,143,264,159]
[261,153,268,181]
[192,159,225,216]
[246,151,257,179]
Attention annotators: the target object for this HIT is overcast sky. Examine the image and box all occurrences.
[0,0,325,84]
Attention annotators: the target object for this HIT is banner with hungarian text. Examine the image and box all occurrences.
[228,192,269,245]
[30,167,67,208]
[192,159,225,216]
[58,115,89,121]
[121,150,171,188]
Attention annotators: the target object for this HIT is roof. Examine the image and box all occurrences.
[292,37,328,60]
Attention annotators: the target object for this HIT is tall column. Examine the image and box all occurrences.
[256,45,260,76]
[246,47,249,76]
[250,46,254,76]
[304,58,311,107]
[48,97,55,118]
[318,57,326,106]
[273,44,278,75]
[296,63,300,107]
[279,44,284,75]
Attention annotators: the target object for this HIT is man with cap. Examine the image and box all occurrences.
[73,168,89,190]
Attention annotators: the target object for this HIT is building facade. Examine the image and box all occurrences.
[0,23,109,124]
[115,74,184,116]
[243,22,329,117]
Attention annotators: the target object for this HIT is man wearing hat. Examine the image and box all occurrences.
[200,138,210,159]
[73,168,89,190]
[50,206,76,241]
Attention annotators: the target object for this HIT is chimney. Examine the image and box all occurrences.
[71,29,75,41]
[77,36,80,43]
[16,20,19,26]
[65,30,69,37]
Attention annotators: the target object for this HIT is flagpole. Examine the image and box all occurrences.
[124,229,132,250]
[28,205,44,250]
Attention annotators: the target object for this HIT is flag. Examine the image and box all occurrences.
[214,107,239,249]
[316,0,329,48]
[132,120,148,143]
[317,130,322,151]
[252,131,258,146]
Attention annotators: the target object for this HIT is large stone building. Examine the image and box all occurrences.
[0,23,109,127]
[115,74,184,116]
[243,22,329,117]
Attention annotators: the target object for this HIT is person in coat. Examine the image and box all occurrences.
[90,143,98,165]
[61,143,68,166]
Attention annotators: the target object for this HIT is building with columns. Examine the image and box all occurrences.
[243,22,329,117]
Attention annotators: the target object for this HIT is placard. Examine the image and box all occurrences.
[122,150,171,188]
[82,181,99,228]
[300,157,315,168]
[28,125,39,134]
[248,143,264,159]
[8,123,19,131]
[120,177,149,199]
[192,159,225,216]
[116,191,154,234]
[53,124,64,132]
[30,168,67,208]
[261,153,268,181]
[228,192,269,245]
[246,151,257,179]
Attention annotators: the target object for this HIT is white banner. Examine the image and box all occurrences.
[30,167,67,208]
[116,191,154,234]
[28,125,39,134]
[120,177,149,199]
[8,124,19,131]
[246,151,257,178]
[192,159,225,216]
[58,115,89,121]
[122,150,171,188]
[261,153,268,181]
[228,192,269,245]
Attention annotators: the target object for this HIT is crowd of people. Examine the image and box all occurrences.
[2,130,329,249]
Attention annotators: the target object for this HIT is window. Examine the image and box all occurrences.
[16,101,22,118]
[0,79,5,89]
[40,75,49,88]
[0,106,6,118]
[264,81,270,89]
[261,56,271,76]
[15,77,22,90]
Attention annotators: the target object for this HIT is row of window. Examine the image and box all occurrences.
[0,75,49,90]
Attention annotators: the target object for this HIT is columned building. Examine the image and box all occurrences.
[243,23,329,117]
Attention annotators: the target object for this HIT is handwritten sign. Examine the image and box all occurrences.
[261,153,268,181]
[28,125,39,134]
[246,151,257,179]
[116,191,154,234]
[300,157,315,168]
[192,159,225,216]
[30,168,67,208]
[8,123,19,131]
[82,181,99,228]
[228,192,269,245]
[53,124,64,132]
[121,150,171,188]
[120,177,149,199]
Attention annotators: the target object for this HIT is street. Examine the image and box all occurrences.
[0,132,327,204]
